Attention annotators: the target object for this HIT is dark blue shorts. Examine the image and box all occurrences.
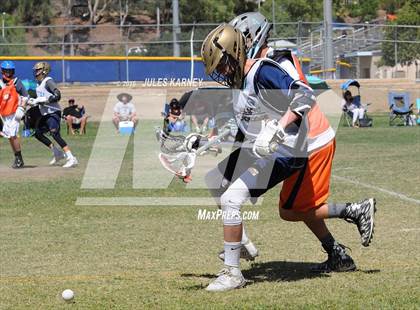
[36,111,61,134]
[217,145,307,199]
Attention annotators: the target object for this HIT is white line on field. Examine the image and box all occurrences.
[76,196,264,206]
[332,175,420,205]
[400,228,420,232]
[333,167,355,171]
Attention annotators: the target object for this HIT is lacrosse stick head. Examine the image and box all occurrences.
[155,127,187,154]
[158,152,197,177]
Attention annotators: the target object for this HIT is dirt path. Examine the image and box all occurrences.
[0,164,82,182]
[59,79,419,121]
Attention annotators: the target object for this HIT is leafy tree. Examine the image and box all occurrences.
[379,0,408,14]
[16,0,52,25]
[347,0,380,22]
[261,0,323,23]
[0,14,27,56]
[87,0,112,25]
[233,0,258,15]
[178,0,236,23]
[380,0,420,66]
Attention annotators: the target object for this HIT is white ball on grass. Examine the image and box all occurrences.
[61,289,74,301]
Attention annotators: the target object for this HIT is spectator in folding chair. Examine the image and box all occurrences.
[113,93,138,133]
[162,98,189,134]
[341,90,365,127]
[63,98,88,135]
[185,96,215,134]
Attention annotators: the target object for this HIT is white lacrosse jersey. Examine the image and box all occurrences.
[36,77,61,116]
[235,58,335,153]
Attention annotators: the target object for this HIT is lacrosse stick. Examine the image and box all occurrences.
[158,127,231,178]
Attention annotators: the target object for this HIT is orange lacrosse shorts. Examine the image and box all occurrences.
[279,139,336,212]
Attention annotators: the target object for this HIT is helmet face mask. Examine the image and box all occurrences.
[1,60,15,81]
[33,62,51,81]
[210,53,239,87]
[1,68,14,81]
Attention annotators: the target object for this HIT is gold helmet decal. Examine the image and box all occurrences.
[201,24,246,88]
[33,62,51,81]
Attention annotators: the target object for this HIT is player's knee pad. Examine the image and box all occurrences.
[220,179,250,226]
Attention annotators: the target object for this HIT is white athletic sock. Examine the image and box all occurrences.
[241,226,249,245]
[224,241,241,268]
[65,150,74,160]
[229,266,242,277]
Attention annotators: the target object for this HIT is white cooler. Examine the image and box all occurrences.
[119,121,134,135]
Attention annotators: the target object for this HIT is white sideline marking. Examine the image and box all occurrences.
[333,167,354,171]
[76,197,263,206]
[333,175,420,205]
[400,228,420,232]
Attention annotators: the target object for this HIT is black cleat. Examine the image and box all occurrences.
[12,157,24,169]
[311,243,356,273]
[344,198,376,247]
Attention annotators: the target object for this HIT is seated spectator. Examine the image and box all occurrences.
[113,93,138,132]
[184,97,215,134]
[163,98,189,134]
[342,90,365,127]
[63,98,88,135]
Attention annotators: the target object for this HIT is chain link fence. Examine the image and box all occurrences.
[0,21,419,78]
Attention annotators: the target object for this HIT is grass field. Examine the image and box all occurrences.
[0,114,419,309]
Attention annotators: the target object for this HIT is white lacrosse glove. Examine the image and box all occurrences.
[20,96,29,106]
[14,106,25,122]
[27,98,36,106]
[252,119,285,158]
[28,97,48,106]
[183,133,203,152]
[36,96,48,104]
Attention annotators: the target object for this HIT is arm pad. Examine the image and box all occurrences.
[48,88,61,103]
[288,81,316,117]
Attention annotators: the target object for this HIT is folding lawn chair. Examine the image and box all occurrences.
[388,92,414,126]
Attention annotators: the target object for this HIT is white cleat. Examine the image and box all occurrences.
[205,267,246,292]
[218,240,259,262]
[63,156,78,168]
[49,151,66,166]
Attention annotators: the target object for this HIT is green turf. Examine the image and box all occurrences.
[0,114,419,309]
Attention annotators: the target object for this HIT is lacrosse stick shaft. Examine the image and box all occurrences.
[196,128,231,155]
[41,103,61,111]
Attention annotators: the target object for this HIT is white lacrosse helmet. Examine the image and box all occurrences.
[229,12,272,59]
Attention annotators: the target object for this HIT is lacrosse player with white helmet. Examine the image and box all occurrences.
[201,24,376,292]
[215,11,312,268]
[229,11,272,59]
[29,61,78,168]
[229,11,308,81]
